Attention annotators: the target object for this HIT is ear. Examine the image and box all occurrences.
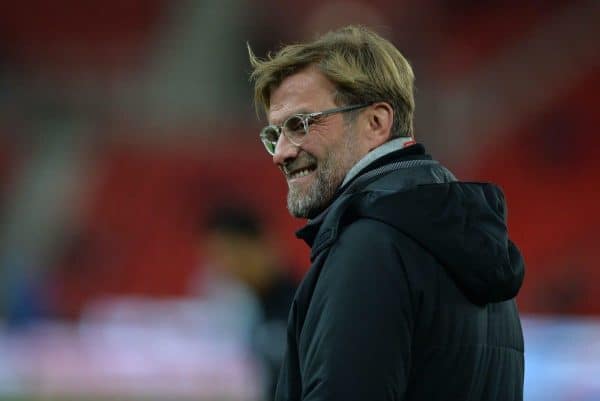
[362,102,394,151]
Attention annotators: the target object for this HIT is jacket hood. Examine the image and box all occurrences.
[354,182,525,304]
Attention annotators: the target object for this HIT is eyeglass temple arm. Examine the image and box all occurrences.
[309,103,372,119]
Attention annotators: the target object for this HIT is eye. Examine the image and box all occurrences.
[283,115,305,133]
[261,126,280,143]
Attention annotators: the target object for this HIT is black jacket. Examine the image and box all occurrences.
[274,144,525,401]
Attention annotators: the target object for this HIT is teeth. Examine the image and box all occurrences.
[290,168,312,179]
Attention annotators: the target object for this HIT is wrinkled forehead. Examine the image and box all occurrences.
[267,66,337,125]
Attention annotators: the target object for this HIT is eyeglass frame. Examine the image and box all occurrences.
[259,102,372,156]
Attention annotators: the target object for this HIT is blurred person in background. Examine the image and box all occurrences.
[249,25,525,401]
[192,205,297,400]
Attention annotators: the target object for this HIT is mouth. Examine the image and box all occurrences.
[285,164,317,181]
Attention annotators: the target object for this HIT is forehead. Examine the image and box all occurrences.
[267,66,336,124]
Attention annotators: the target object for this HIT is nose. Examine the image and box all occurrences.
[272,133,300,166]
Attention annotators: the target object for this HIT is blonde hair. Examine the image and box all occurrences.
[248,25,415,138]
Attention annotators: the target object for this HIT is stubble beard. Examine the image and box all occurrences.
[287,130,359,219]
[286,153,338,219]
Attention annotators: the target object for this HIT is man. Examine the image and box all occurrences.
[248,25,525,401]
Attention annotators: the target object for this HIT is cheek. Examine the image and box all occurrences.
[303,124,342,157]
[297,138,325,161]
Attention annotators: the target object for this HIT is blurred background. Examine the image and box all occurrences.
[0,0,598,400]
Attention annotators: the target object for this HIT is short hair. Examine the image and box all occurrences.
[204,205,263,239]
[248,25,415,138]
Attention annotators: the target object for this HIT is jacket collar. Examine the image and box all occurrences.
[296,142,435,251]
[341,137,416,187]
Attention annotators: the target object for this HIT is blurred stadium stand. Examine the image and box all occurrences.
[0,0,598,400]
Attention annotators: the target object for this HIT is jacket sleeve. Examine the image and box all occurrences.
[300,219,414,401]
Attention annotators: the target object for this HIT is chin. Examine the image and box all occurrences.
[287,195,331,219]
[287,171,340,219]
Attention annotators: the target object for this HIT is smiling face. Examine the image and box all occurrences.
[268,66,370,218]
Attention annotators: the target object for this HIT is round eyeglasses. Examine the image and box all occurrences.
[259,103,371,155]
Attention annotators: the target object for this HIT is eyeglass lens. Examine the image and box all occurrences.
[261,115,309,155]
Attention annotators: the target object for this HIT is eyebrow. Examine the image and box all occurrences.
[270,108,314,126]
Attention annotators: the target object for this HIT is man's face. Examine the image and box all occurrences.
[268,66,368,219]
